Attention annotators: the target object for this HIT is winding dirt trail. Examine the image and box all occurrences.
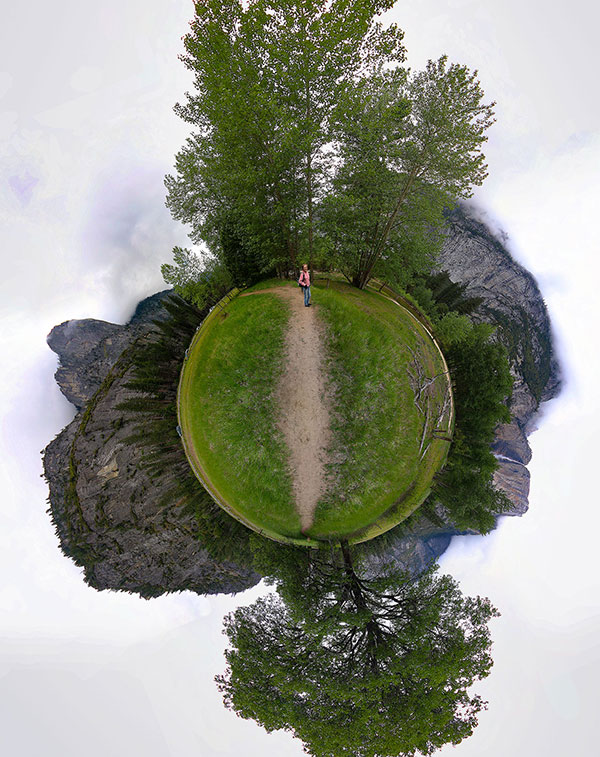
[273,287,332,532]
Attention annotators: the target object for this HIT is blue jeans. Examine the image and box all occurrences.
[303,285,311,306]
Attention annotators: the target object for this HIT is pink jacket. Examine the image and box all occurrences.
[299,270,310,287]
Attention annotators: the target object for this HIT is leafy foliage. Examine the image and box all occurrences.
[408,270,483,320]
[323,57,495,288]
[393,271,511,532]
[432,324,513,532]
[219,539,498,756]
[161,247,233,309]
[220,214,272,287]
[165,3,495,293]
[165,0,407,276]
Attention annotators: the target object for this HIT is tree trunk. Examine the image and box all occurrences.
[340,541,380,674]
[302,53,314,269]
[356,166,421,289]
[306,151,314,267]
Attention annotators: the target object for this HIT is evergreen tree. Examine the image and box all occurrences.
[218,540,498,756]
[431,323,513,532]
[117,294,254,565]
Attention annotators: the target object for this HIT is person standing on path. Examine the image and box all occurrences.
[299,264,311,307]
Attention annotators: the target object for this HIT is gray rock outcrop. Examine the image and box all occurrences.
[441,205,560,505]
[361,204,561,575]
[43,292,260,597]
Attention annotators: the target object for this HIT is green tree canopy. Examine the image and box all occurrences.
[165,2,495,291]
[431,323,513,532]
[217,542,498,756]
[324,57,495,288]
[160,247,233,308]
[165,0,406,276]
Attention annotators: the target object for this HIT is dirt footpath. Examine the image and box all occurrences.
[273,287,332,532]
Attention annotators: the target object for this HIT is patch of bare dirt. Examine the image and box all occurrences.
[272,287,332,532]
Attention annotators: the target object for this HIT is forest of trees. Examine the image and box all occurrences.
[136,2,513,753]
[158,0,512,546]
[117,294,255,571]
[405,273,513,533]
[163,0,495,296]
[116,284,507,750]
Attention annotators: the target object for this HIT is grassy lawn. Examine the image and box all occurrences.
[309,281,452,541]
[178,280,453,546]
[178,289,300,540]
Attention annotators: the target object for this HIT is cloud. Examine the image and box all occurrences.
[1,1,599,755]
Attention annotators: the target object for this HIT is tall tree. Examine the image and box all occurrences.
[219,539,498,756]
[431,323,513,532]
[324,57,495,288]
[165,0,406,275]
[160,247,233,308]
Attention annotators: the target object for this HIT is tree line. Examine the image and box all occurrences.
[142,3,511,752]
[116,294,256,569]
[162,0,495,297]
[160,0,513,537]
[217,535,499,757]
[406,272,514,534]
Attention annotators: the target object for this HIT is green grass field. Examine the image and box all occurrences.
[311,281,453,541]
[177,289,300,541]
[177,279,453,546]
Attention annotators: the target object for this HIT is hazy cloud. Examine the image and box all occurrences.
[1,1,598,755]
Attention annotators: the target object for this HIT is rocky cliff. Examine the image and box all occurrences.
[360,204,561,574]
[43,204,561,591]
[43,292,260,597]
[441,205,560,489]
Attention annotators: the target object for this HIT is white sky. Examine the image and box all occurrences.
[1,1,599,755]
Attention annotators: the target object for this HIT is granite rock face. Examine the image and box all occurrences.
[46,292,172,410]
[43,291,260,597]
[43,205,561,592]
[361,204,561,576]
[47,320,126,410]
[440,205,560,509]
